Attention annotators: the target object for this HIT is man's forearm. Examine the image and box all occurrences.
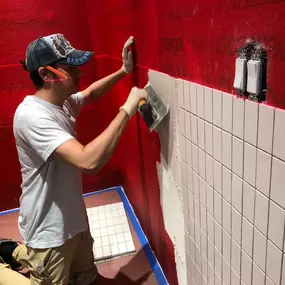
[83,68,127,105]
[82,109,129,173]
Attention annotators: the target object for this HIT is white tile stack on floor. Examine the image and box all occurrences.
[86,202,136,262]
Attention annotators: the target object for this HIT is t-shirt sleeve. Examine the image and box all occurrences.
[16,111,75,162]
[65,92,85,118]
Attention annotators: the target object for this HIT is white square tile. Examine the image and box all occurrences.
[201,229,207,256]
[115,224,123,234]
[110,244,120,255]
[214,192,222,225]
[92,229,101,238]
[124,232,132,241]
[198,149,206,180]
[188,192,194,218]
[193,172,199,201]
[116,233,125,243]
[122,223,130,232]
[256,150,271,197]
[195,222,201,248]
[205,122,213,156]
[183,185,189,212]
[266,240,282,285]
[126,240,135,252]
[233,96,245,139]
[93,221,100,229]
[271,157,285,209]
[214,161,222,195]
[232,207,242,245]
[273,108,285,161]
[206,184,214,216]
[105,211,112,219]
[231,268,241,285]
[232,239,241,275]
[94,237,102,248]
[100,228,108,237]
[199,178,207,208]
[232,174,243,213]
[213,126,222,163]
[187,166,193,192]
[242,218,254,258]
[194,198,200,225]
[179,110,186,136]
[281,254,285,285]
[205,87,213,123]
[109,234,118,245]
[181,161,187,187]
[190,82,197,115]
[200,205,207,234]
[244,100,258,146]
[243,181,255,223]
[102,245,111,257]
[206,154,214,187]
[213,90,222,127]
[241,250,252,285]
[222,131,232,169]
[252,262,265,285]
[268,200,285,250]
[207,213,215,243]
[98,205,105,213]
[244,143,257,187]
[191,114,198,145]
[222,92,233,133]
[253,228,267,271]
[215,247,222,279]
[184,81,191,111]
[254,190,269,236]
[106,218,114,227]
[223,230,231,263]
[102,236,110,247]
[179,135,186,163]
[186,140,192,168]
[94,247,103,258]
[222,166,232,204]
[118,242,128,254]
[223,258,231,285]
[185,112,191,140]
[201,253,208,280]
[112,210,120,218]
[192,144,199,174]
[197,84,205,119]
[190,217,195,239]
[223,199,231,234]
[232,136,244,178]
[107,226,115,235]
[258,104,274,153]
[198,118,205,150]
[215,221,222,252]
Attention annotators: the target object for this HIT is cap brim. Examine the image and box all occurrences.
[59,49,94,66]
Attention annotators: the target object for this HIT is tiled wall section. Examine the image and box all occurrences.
[179,80,285,285]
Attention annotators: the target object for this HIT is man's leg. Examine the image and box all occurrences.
[12,233,82,285]
[69,231,98,285]
[0,263,30,285]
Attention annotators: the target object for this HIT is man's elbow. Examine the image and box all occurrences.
[80,161,101,175]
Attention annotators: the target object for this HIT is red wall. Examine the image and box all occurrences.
[1,0,285,284]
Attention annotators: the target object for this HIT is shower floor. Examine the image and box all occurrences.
[0,189,159,285]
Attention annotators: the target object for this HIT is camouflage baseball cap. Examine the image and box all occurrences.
[24,33,94,72]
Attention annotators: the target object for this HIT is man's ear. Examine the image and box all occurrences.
[38,67,50,81]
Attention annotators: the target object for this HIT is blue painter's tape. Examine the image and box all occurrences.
[82,186,120,197]
[0,207,19,216]
[116,186,168,285]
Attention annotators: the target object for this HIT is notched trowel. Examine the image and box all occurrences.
[138,82,169,132]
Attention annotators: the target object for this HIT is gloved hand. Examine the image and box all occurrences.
[120,87,148,118]
[121,36,134,74]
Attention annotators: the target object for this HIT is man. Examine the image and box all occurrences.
[11,33,147,285]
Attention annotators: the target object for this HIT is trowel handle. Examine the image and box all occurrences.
[138,98,147,108]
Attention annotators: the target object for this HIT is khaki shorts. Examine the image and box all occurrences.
[0,263,30,285]
[12,231,98,285]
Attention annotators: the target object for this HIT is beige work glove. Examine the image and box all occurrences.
[121,36,134,74]
[120,87,148,118]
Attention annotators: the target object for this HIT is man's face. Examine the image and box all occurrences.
[55,64,82,93]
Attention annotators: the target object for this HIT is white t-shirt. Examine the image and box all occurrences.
[13,93,88,249]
